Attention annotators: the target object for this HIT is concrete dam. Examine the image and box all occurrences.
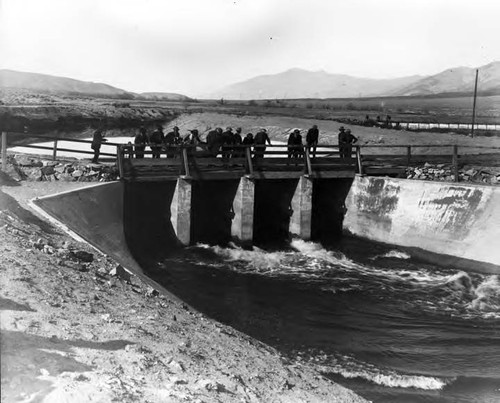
[32,175,500,277]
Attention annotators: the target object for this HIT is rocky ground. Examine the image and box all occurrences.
[406,163,500,184]
[4,154,119,183]
[0,175,366,402]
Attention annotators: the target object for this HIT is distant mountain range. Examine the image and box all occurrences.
[1,62,499,101]
[210,61,500,99]
[0,70,192,101]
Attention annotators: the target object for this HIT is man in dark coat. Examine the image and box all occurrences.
[287,129,303,160]
[164,126,181,158]
[253,128,271,162]
[134,126,148,158]
[338,126,348,158]
[306,124,319,158]
[150,125,165,158]
[221,127,235,159]
[206,127,224,157]
[91,128,107,163]
[231,127,243,158]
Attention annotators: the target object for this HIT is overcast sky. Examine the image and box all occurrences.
[1,0,499,97]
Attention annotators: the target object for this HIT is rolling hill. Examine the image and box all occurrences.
[0,70,192,101]
[392,61,500,96]
[0,69,135,98]
[209,68,423,100]
[210,62,500,100]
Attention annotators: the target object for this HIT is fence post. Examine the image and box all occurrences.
[245,146,254,176]
[52,140,58,161]
[304,147,313,176]
[356,146,363,175]
[406,146,411,168]
[181,147,191,178]
[452,145,459,182]
[1,132,7,172]
[116,145,124,179]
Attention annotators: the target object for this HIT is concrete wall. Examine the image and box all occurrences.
[32,181,187,304]
[344,176,500,271]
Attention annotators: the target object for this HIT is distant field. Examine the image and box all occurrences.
[219,95,500,125]
[2,90,499,135]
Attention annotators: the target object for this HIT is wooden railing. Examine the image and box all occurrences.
[116,144,359,181]
[2,130,499,184]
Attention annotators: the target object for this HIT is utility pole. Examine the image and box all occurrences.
[471,69,479,138]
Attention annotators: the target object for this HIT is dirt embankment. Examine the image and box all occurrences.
[0,102,179,134]
[0,178,366,403]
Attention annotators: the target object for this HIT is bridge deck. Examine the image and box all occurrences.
[118,145,363,181]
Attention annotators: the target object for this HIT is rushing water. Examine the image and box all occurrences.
[147,237,500,403]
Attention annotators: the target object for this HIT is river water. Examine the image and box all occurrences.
[148,237,500,403]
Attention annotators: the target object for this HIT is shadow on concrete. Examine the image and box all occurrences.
[0,190,59,235]
[1,330,134,403]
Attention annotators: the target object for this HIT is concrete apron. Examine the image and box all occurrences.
[344,175,500,273]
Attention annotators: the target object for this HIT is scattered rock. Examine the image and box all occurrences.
[110,265,131,282]
[168,360,185,372]
[71,169,84,178]
[41,166,55,175]
[145,287,159,297]
[69,250,94,262]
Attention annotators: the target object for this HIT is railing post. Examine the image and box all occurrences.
[406,146,411,168]
[182,146,191,178]
[245,146,254,176]
[1,132,7,172]
[52,140,58,161]
[356,145,363,175]
[116,145,124,179]
[304,147,313,176]
[452,145,459,182]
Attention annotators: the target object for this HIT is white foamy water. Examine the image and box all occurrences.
[312,357,451,390]
[192,240,500,320]
[375,250,412,260]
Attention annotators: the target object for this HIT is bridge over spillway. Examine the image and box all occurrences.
[116,144,365,246]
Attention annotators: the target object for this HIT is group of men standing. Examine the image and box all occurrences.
[286,124,357,159]
[133,125,202,159]
[91,123,359,163]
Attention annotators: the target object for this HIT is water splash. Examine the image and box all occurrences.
[469,275,500,315]
[304,353,451,390]
[376,250,412,260]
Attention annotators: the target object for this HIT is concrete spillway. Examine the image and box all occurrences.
[32,177,500,276]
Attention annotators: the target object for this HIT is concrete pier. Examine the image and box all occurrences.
[170,178,192,245]
[289,176,313,240]
[231,177,255,244]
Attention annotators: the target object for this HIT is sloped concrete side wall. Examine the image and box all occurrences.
[344,176,500,270]
[32,182,144,275]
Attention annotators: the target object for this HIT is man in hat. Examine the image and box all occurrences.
[91,127,107,163]
[134,126,148,158]
[306,124,319,158]
[338,126,348,158]
[253,128,271,162]
[287,128,303,161]
[206,127,224,157]
[230,127,243,158]
[164,126,181,158]
[150,124,165,158]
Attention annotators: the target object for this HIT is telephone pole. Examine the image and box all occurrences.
[471,69,479,138]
